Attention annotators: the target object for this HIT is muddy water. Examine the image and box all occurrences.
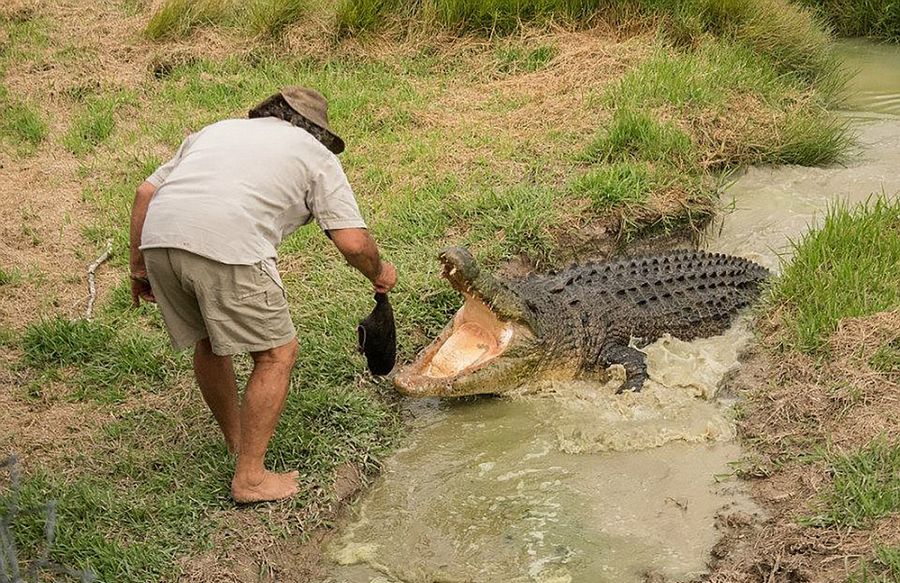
[837,40,900,117]
[322,44,900,583]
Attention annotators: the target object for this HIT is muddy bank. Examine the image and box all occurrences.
[700,311,900,582]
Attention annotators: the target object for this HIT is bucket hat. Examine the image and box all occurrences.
[280,86,345,154]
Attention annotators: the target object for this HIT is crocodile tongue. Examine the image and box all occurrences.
[439,247,537,331]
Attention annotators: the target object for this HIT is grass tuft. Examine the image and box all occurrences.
[583,109,694,167]
[869,339,900,375]
[570,162,653,210]
[496,44,557,74]
[144,0,231,40]
[769,111,850,167]
[0,87,47,153]
[850,546,900,583]
[336,0,606,35]
[63,96,118,155]
[0,266,23,285]
[770,195,900,355]
[683,0,838,87]
[246,0,308,38]
[798,0,900,43]
[806,439,900,528]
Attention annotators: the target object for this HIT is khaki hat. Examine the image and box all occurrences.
[281,86,345,154]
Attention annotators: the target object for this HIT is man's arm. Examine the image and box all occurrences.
[327,228,397,294]
[129,181,157,306]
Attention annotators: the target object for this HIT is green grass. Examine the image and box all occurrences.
[604,41,847,168]
[805,439,900,528]
[4,379,397,581]
[771,111,850,167]
[0,87,47,153]
[570,162,654,210]
[798,0,900,43]
[850,546,900,583]
[246,0,309,37]
[63,95,118,155]
[22,317,116,367]
[144,0,231,40]
[145,0,309,39]
[0,265,22,285]
[335,0,600,35]
[496,44,557,74]
[5,446,230,580]
[21,317,182,402]
[769,195,900,354]
[667,0,837,87]
[583,109,694,167]
[869,339,900,375]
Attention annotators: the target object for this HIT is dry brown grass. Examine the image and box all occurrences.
[698,311,900,582]
[415,27,650,185]
[745,311,900,453]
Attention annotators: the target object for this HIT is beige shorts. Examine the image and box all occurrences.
[143,248,296,356]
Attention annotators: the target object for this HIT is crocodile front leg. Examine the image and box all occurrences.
[589,318,649,393]
[600,344,649,393]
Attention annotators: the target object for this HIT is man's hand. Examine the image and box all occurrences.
[130,181,157,308]
[327,228,397,293]
[130,270,156,307]
[373,262,397,294]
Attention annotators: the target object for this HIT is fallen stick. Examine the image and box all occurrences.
[85,239,113,320]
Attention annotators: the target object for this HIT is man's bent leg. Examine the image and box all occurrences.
[232,338,300,503]
[194,338,241,454]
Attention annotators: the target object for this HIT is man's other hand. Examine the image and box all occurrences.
[131,271,156,306]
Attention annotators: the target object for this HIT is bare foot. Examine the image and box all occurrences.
[231,470,300,503]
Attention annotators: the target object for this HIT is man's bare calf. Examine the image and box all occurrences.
[194,338,242,454]
[230,338,300,503]
[194,337,301,503]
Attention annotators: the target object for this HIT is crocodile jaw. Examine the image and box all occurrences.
[393,295,536,398]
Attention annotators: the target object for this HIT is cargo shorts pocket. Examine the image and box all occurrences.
[201,267,295,355]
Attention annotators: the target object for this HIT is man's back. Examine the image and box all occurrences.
[141,117,362,265]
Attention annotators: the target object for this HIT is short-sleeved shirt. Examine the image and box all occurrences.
[140,117,366,278]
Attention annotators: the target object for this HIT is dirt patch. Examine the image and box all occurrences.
[0,346,108,466]
[698,311,900,582]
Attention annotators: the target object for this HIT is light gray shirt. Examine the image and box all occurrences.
[141,117,366,271]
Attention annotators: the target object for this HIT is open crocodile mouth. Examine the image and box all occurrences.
[393,295,525,396]
[425,296,514,378]
[393,246,537,397]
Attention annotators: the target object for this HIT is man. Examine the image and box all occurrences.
[129,86,397,503]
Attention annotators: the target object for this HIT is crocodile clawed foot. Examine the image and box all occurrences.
[616,378,645,394]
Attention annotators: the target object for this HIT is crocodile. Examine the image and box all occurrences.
[394,246,769,397]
